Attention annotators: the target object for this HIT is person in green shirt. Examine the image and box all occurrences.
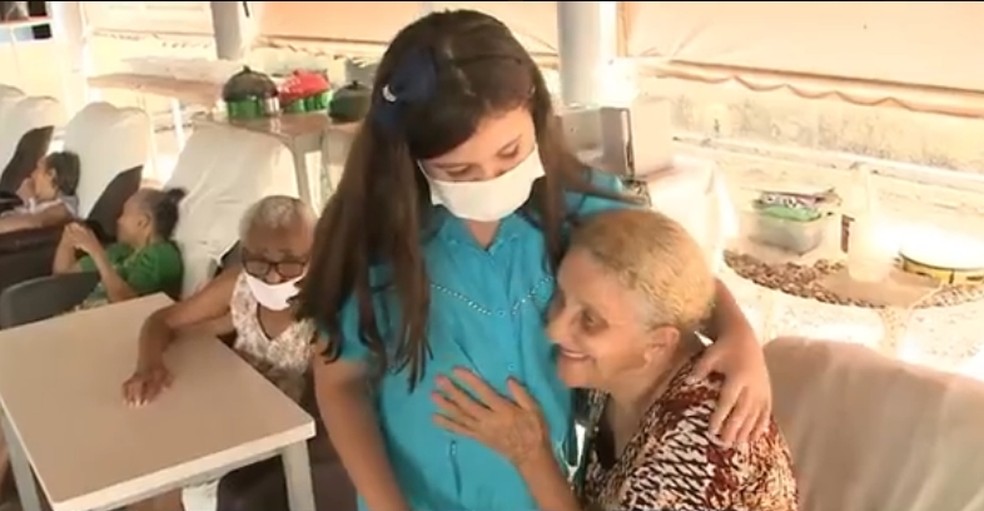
[52,187,186,309]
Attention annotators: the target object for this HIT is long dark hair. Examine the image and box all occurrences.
[297,10,629,387]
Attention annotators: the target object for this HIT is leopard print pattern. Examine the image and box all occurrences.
[581,357,798,511]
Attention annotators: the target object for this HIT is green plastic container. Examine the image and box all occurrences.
[328,81,372,123]
[304,90,331,111]
[226,96,280,120]
[282,100,306,115]
[282,90,332,114]
[222,66,280,120]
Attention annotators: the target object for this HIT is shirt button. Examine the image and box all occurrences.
[507,364,516,373]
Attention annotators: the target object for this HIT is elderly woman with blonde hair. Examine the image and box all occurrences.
[433,209,798,511]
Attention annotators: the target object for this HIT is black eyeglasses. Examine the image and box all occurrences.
[241,253,308,279]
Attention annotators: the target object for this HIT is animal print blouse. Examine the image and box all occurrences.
[577,356,799,511]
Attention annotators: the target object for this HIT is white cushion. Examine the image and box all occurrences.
[168,124,298,296]
[0,89,26,171]
[0,95,60,181]
[63,102,151,217]
[0,85,24,122]
[766,337,984,511]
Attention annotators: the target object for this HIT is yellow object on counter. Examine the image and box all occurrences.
[900,256,984,285]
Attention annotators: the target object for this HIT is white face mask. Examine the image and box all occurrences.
[421,145,545,222]
[244,273,304,311]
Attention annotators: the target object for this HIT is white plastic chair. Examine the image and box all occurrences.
[168,124,298,296]
[0,95,60,189]
[63,102,151,220]
[0,101,149,292]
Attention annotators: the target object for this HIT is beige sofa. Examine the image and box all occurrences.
[766,337,984,511]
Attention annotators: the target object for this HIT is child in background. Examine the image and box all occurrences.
[0,151,81,233]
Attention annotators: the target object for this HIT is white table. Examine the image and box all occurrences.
[0,294,316,511]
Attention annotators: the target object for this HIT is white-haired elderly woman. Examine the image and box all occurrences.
[120,195,334,510]
[432,209,798,511]
[123,194,317,405]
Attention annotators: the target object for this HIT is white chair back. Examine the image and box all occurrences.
[0,96,60,182]
[0,85,24,122]
[63,102,151,216]
[766,337,984,511]
[168,124,297,295]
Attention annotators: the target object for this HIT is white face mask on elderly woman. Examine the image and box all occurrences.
[244,273,304,311]
[421,144,546,222]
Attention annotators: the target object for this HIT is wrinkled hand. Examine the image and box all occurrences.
[122,363,173,406]
[691,329,772,447]
[66,223,101,254]
[432,368,551,468]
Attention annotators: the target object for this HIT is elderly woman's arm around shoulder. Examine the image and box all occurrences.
[689,279,774,447]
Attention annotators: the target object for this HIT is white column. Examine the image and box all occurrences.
[556,2,618,108]
[210,1,256,61]
[49,1,91,115]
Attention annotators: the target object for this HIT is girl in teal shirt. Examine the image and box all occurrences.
[298,10,771,511]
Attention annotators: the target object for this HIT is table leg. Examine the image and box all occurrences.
[281,442,315,511]
[0,412,41,511]
[318,134,334,206]
[291,148,317,208]
[170,98,186,152]
[137,94,161,181]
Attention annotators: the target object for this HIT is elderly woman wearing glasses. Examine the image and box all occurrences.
[121,195,324,511]
[123,195,316,405]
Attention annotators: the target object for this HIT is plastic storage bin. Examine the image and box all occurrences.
[741,210,834,254]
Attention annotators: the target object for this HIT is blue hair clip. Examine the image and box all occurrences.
[372,47,438,133]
